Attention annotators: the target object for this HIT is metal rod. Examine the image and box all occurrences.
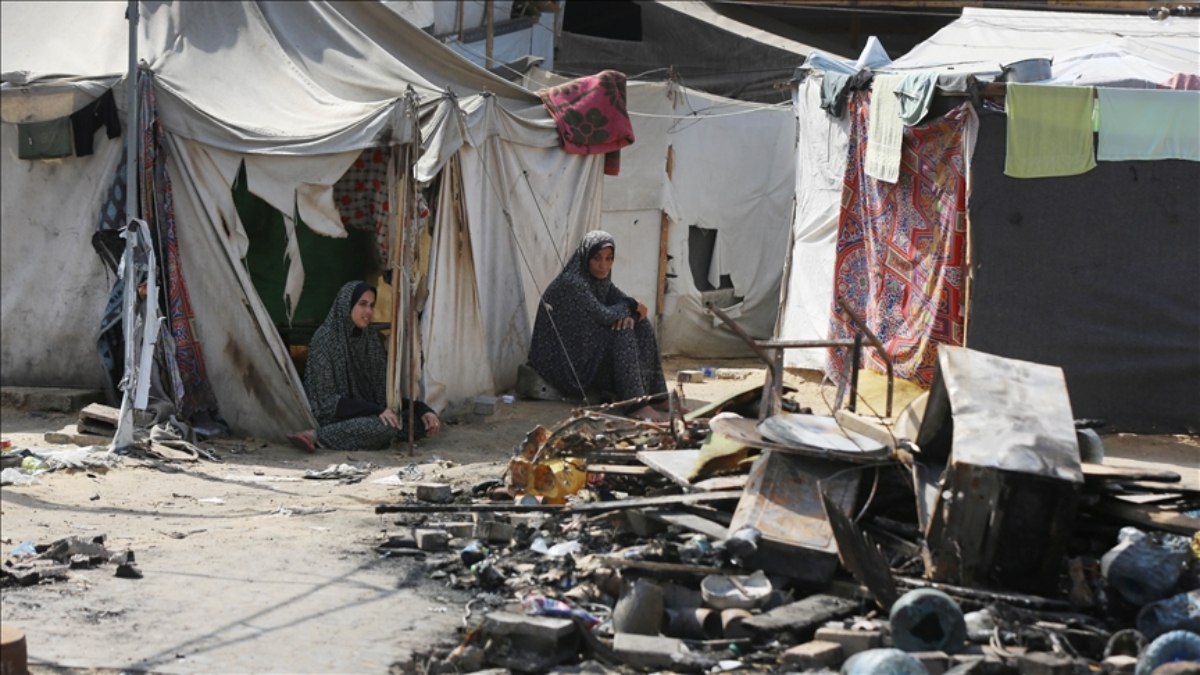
[757,339,856,349]
[848,333,863,413]
[705,302,774,365]
[835,297,894,417]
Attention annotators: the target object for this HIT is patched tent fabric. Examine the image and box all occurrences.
[1,1,604,440]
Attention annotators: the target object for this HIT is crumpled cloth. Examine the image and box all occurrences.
[304,463,370,484]
[538,69,635,175]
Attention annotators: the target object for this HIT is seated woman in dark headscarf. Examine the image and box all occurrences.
[527,230,668,421]
[288,280,440,451]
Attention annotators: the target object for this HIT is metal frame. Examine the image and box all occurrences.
[705,298,894,419]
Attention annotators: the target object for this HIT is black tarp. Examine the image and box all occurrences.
[966,110,1200,433]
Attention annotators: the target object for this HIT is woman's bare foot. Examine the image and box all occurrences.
[288,430,317,453]
[629,405,668,423]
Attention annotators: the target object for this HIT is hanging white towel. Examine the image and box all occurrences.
[865,74,905,184]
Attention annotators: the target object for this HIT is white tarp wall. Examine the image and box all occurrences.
[775,77,850,370]
[601,81,797,356]
[1,1,603,439]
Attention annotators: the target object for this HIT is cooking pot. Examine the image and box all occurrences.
[998,57,1052,83]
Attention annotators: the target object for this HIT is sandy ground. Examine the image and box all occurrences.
[1,357,1196,674]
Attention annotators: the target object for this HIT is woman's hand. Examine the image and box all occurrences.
[422,412,442,436]
[379,408,402,429]
[635,302,649,321]
[611,316,635,330]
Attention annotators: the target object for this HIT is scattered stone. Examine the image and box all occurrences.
[115,563,143,579]
[416,483,453,504]
[612,632,688,670]
[814,625,883,656]
[742,594,859,641]
[780,639,843,670]
[474,520,514,544]
[415,529,450,552]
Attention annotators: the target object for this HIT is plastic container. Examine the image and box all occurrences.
[889,588,967,654]
[1136,630,1200,675]
[1138,590,1200,640]
[1102,527,1190,606]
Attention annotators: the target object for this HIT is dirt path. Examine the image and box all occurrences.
[2,358,1195,673]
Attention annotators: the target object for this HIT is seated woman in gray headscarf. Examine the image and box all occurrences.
[527,230,668,421]
[288,280,441,451]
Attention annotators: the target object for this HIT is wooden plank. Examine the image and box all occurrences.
[1090,498,1200,536]
[1081,462,1180,483]
[586,464,654,477]
[636,449,701,487]
[644,509,730,540]
[78,403,120,427]
[45,430,113,447]
[375,490,742,514]
[594,556,736,577]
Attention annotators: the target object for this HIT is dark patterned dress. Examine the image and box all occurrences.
[527,231,667,409]
[304,281,432,450]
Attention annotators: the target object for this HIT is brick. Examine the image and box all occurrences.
[676,370,705,383]
[414,529,449,551]
[416,483,453,503]
[612,632,686,670]
[813,626,883,656]
[780,640,843,670]
[910,651,950,675]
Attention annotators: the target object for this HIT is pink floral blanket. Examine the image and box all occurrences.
[538,70,635,174]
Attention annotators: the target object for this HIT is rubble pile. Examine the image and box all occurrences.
[1,534,142,587]
[376,347,1198,673]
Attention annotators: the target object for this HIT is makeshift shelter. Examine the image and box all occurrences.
[1,1,605,440]
[525,69,798,355]
[776,7,1200,432]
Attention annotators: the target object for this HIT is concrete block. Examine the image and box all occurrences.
[483,611,575,641]
[481,611,577,671]
[910,651,950,675]
[414,529,450,551]
[676,369,705,383]
[0,386,104,412]
[813,626,883,656]
[780,640,843,670]
[743,594,859,640]
[416,483,453,503]
[1016,652,1077,675]
[507,513,547,529]
[1101,655,1137,674]
[475,520,514,544]
[439,522,476,539]
[612,632,687,670]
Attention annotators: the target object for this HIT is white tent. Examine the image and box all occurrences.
[889,6,1200,86]
[524,69,799,355]
[1,1,602,439]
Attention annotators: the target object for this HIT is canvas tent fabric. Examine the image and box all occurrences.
[889,7,1200,86]
[555,0,827,103]
[556,76,798,356]
[1,1,603,440]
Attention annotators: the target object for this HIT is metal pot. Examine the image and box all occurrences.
[998,57,1052,83]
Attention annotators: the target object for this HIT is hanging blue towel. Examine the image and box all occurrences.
[1097,88,1200,162]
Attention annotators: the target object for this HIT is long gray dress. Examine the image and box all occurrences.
[527,231,666,409]
[304,281,432,450]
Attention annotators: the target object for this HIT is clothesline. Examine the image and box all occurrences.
[629,103,791,119]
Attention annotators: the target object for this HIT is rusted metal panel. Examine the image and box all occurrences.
[822,491,899,610]
[729,450,861,584]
